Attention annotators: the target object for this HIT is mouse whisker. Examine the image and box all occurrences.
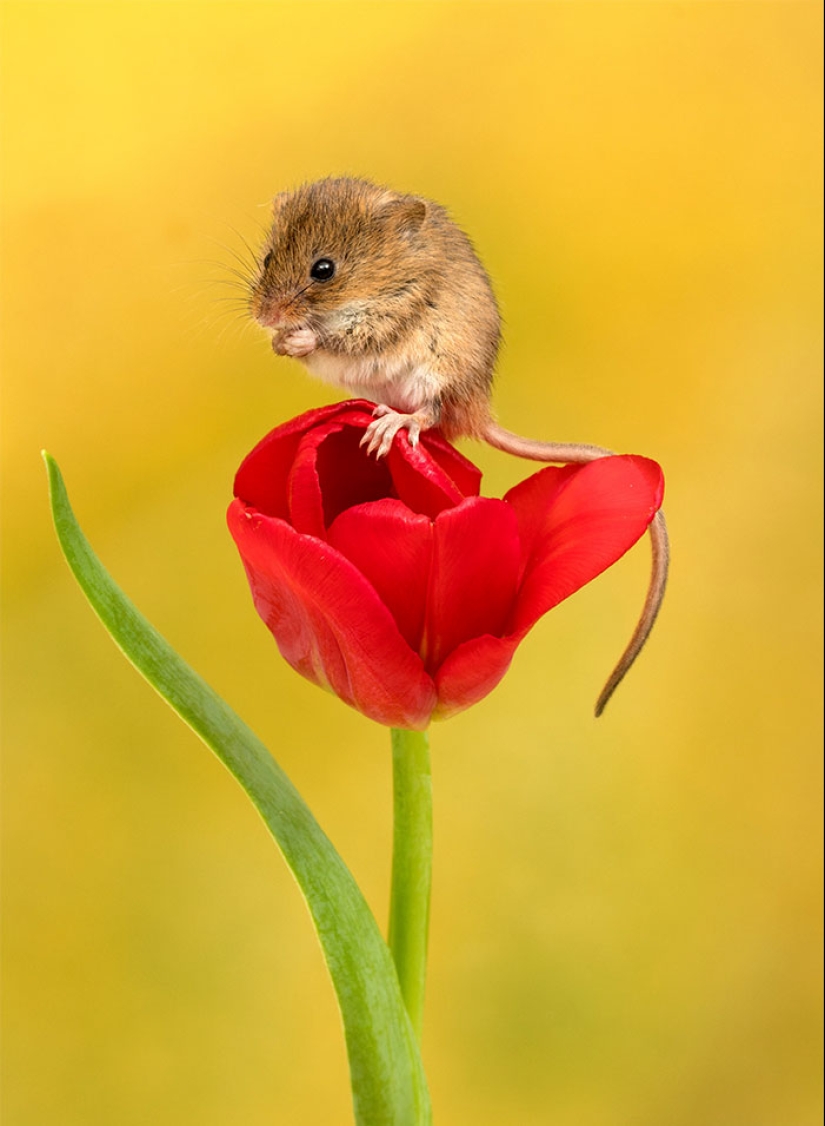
[204,234,259,283]
[225,223,266,272]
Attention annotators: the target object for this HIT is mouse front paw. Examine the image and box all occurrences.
[272,327,318,358]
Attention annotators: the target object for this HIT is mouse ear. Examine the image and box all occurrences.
[379,195,428,233]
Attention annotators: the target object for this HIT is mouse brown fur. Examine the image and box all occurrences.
[250,177,500,444]
[248,176,669,716]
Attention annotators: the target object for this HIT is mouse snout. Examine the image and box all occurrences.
[254,297,304,332]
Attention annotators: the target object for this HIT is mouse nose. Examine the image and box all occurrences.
[256,298,301,331]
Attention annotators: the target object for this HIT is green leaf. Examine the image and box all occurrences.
[43,452,432,1126]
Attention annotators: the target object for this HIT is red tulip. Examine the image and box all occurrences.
[227,401,664,729]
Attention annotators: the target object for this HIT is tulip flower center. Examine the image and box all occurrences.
[315,427,397,527]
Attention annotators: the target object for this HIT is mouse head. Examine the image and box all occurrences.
[250,177,434,339]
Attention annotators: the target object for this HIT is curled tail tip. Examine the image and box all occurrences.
[593,683,615,719]
[592,521,668,719]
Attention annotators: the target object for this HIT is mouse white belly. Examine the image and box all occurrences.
[303,347,441,414]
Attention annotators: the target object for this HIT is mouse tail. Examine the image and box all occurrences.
[483,421,613,463]
[593,509,669,716]
[481,421,669,717]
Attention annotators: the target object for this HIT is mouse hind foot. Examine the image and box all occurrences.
[360,404,439,459]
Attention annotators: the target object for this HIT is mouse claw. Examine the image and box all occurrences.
[359,426,382,457]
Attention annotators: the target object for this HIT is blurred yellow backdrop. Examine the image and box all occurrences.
[2,2,821,1124]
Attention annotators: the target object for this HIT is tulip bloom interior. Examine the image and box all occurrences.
[227,401,664,729]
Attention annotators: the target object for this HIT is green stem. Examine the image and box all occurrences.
[388,727,433,1043]
[45,454,432,1125]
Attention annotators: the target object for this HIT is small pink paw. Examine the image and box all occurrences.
[272,327,318,358]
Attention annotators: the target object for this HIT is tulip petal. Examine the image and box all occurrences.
[426,498,522,673]
[286,422,340,538]
[505,455,664,633]
[228,500,437,729]
[327,499,433,654]
[386,438,467,519]
[234,399,481,527]
[433,633,521,719]
[502,464,581,574]
[234,401,360,518]
[419,431,482,498]
[288,420,397,538]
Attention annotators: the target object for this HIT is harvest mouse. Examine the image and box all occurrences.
[248,176,669,716]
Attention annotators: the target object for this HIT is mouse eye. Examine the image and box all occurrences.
[262,251,273,272]
[310,258,336,282]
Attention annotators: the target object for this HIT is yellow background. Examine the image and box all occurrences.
[2,3,821,1123]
